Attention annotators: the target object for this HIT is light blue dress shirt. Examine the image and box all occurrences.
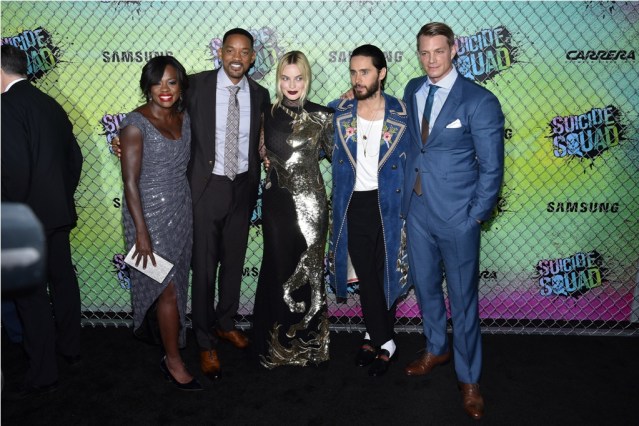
[416,66,458,132]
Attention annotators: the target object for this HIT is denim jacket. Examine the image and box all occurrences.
[327,93,410,307]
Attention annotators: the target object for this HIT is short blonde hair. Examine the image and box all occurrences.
[272,51,312,114]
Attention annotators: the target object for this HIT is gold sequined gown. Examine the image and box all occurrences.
[253,101,333,368]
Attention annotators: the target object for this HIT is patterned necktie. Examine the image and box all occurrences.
[414,84,440,195]
[225,85,240,180]
[420,84,439,145]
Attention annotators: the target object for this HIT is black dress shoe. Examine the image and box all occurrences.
[160,357,203,391]
[368,349,394,377]
[61,354,83,366]
[4,382,59,400]
[355,340,377,367]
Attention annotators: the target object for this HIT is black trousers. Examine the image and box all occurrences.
[46,226,81,358]
[12,281,57,388]
[12,225,81,387]
[347,190,396,347]
[191,172,252,349]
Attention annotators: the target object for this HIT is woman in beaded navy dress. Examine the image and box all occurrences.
[119,56,201,390]
[252,51,334,368]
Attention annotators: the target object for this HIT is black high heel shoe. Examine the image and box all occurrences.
[160,356,203,391]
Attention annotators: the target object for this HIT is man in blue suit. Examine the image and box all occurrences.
[401,22,504,420]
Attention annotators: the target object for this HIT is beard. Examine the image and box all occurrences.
[353,79,380,100]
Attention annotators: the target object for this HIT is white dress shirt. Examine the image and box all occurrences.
[354,116,383,191]
[3,77,27,93]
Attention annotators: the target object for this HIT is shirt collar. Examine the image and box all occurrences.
[427,66,458,90]
[218,66,248,91]
[4,77,27,93]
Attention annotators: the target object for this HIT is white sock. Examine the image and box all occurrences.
[364,332,371,341]
[381,339,396,358]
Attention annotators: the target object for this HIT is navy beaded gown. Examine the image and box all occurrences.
[120,111,192,348]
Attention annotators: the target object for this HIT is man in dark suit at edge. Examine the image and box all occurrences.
[185,28,270,380]
[1,43,84,397]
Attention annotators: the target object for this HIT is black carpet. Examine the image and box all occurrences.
[2,326,638,425]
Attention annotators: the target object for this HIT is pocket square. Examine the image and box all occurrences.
[446,119,462,128]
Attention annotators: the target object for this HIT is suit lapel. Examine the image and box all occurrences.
[410,77,427,140]
[378,96,407,168]
[200,70,218,162]
[334,100,358,167]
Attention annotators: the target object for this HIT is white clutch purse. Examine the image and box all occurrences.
[124,244,174,283]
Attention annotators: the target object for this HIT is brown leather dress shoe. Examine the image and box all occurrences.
[404,350,452,376]
[200,349,221,380]
[459,382,485,420]
[216,328,249,349]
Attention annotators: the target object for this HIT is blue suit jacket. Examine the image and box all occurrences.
[401,75,504,226]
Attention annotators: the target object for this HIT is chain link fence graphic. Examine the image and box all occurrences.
[2,1,638,336]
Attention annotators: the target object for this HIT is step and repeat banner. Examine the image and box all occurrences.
[2,1,638,334]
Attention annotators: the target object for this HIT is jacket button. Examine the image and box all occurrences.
[391,164,397,169]
[421,148,426,153]
[339,160,344,164]
[396,189,401,193]
[208,160,213,165]
[414,168,418,172]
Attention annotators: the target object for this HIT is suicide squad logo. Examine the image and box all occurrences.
[1,28,61,81]
[479,185,514,232]
[250,179,265,226]
[536,251,606,298]
[454,26,519,83]
[209,38,224,70]
[100,113,128,153]
[209,27,285,81]
[102,113,127,211]
[102,0,142,12]
[585,1,639,21]
[549,106,626,160]
[112,253,131,290]
[480,270,498,280]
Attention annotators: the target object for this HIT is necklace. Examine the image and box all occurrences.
[358,97,384,157]
[358,103,383,157]
[360,116,376,141]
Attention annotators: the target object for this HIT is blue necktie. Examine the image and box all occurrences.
[421,84,439,145]
[415,84,440,195]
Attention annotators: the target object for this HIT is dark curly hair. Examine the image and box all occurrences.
[139,55,189,111]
